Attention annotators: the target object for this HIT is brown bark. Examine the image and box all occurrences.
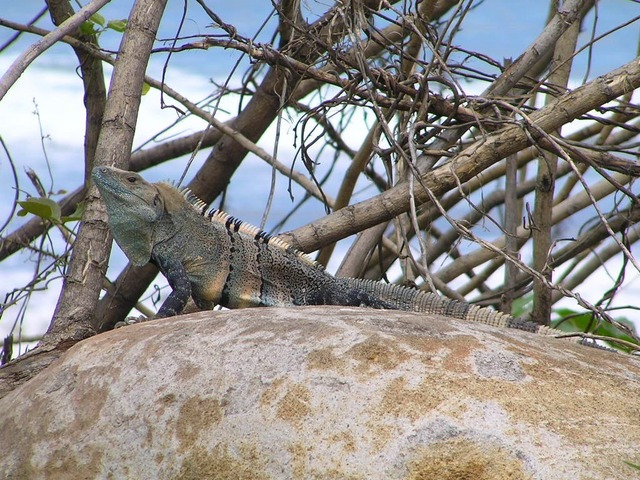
[0,0,169,398]
[531,13,581,325]
[46,0,168,345]
[46,0,107,179]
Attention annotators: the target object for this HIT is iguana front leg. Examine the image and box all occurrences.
[153,254,191,318]
[114,255,191,327]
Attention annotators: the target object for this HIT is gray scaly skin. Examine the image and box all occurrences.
[91,166,580,340]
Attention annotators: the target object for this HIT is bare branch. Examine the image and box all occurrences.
[0,0,110,101]
[283,57,640,252]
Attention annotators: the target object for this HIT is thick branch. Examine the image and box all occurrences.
[282,58,640,252]
[1,0,170,399]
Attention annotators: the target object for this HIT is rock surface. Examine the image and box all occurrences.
[1,307,639,479]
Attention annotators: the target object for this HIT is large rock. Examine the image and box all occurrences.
[1,307,639,479]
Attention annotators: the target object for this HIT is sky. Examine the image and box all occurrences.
[0,0,639,353]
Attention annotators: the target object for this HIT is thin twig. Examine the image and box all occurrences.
[0,0,111,101]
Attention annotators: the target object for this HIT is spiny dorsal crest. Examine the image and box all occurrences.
[179,187,323,270]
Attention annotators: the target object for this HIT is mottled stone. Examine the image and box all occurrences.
[1,307,639,479]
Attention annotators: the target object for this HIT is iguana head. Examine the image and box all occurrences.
[92,166,171,266]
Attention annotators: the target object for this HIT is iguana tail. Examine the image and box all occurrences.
[340,278,560,336]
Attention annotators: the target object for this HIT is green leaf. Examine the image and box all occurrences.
[624,460,640,471]
[17,197,62,223]
[107,19,127,32]
[79,21,97,36]
[552,308,639,352]
[90,13,106,27]
[510,294,533,317]
[141,82,151,96]
[61,201,84,223]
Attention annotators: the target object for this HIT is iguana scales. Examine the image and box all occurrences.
[90,166,584,341]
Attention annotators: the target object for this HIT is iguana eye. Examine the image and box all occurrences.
[126,176,137,183]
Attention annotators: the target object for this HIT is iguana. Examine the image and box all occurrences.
[90,166,586,341]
